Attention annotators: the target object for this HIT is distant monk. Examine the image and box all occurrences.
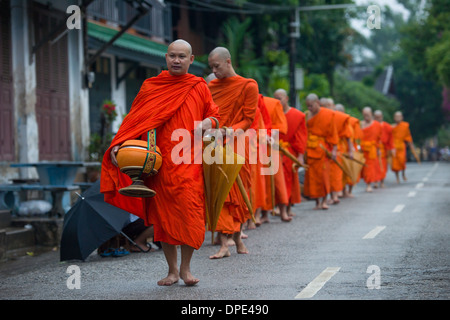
[336,103,362,198]
[303,94,338,210]
[261,95,291,222]
[274,88,307,216]
[322,98,352,204]
[360,107,382,192]
[207,46,258,259]
[374,110,394,187]
[101,40,220,286]
[391,111,414,183]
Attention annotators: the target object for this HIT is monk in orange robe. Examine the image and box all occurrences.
[207,47,258,259]
[101,40,220,286]
[253,94,273,225]
[274,88,307,215]
[391,111,414,183]
[374,110,394,187]
[261,95,291,222]
[303,94,339,210]
[360,107,382,192]
[246,106,266,230]
[321,98,352,204]
[336,104,362,198]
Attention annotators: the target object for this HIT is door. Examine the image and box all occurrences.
[0,0,14,161]
[33,3,71,161]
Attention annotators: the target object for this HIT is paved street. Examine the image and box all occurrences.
[1,162,449,303]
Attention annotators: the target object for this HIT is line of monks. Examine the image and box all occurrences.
[100,40,415,286]
[206,47,416,260]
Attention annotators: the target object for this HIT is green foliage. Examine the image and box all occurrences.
[401,0,450,87]
[437,125,450,147]
[332,73,399,123]
[88,100,118,162]
[298,73,330,110]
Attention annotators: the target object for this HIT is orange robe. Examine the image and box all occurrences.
[391,121,413,172]
[249,107,266,210]
[100,71,220,250]
[344,116,363,186]
[361,121,382,184]
[304,108,339,199]
[279,108,307,204]
[262,96,288,210]
[379,121,394,179]
[208,75,258,234]
[329,111,351,193]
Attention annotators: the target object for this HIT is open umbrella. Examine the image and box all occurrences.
[60,180,144,262]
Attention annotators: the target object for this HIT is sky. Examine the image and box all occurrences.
[351,0,411,38]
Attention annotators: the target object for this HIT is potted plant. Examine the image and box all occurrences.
[87,100,118,181]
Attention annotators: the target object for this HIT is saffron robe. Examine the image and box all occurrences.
[391,121,413,172]
[100,71,220,250]
[303,108,339,199]
[279,107,307,204]
[262,96,288,210]
[208,75,258,233]
[344,116,363,186]
[329,111,351,193]
[361,121,382,184]
[379,121,394,179]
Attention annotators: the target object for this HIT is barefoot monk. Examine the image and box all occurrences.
[101,40,220,286]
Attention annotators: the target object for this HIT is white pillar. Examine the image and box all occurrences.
[10,0,39,178]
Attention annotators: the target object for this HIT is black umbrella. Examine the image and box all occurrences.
[60,180,145,261]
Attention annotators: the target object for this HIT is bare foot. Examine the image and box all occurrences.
[209,247,231,259]
[366,185,373,193]
[235,240,249,254]
[241,231,248,239]
[321,203,329,210]
[280,212,292,222]
[180,271,199,286]
[157,273,179,286]
[343,192,354,198]
[247,220,256,230]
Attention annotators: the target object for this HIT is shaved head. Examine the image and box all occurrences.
[209,47,231,61]
[274,88,288,97]
[165,39,194,76]
[362,106,373,122]
[306,93,319,102]
[208,46,236,79]
[394,111,403,123]
[306,93,321,115]
[274,88,289,110]
[335,103,345,112]
[374,110,383,122]
[169,39,192,55]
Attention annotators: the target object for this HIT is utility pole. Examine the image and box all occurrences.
[288,4,361,108]
[289,8,300,107]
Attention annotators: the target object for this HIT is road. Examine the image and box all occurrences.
[1,162,449,305]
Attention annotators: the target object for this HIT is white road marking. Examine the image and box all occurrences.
[363,226,386,239]
[408,191,417,198]
[422,177,428,182]
[295,267,341,299]
[392,204,405,213]
[415,182,424,189]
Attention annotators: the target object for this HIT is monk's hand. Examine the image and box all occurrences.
[348,147,354,159]
[331,148,337,161]
[298,154,305,166]
[110,145,120,167]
